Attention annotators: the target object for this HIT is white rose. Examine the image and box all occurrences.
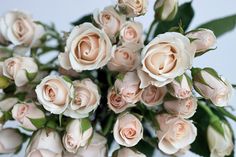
[0,10,44,47]
[113,113,143,147]
[26,129,63,157]
[12,102,45,130]
[58,23,112,72]
[156,114,197,154]
[155,0,178,21]
[0,128,23,154]
[35,75,74,114]
[64,79,100,118]
[63,119,93,153]
[113,148,146,157]
[207,123,233,157]
[3,56,38,87]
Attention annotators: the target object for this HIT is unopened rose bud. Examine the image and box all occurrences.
[192,68,233,107]
[0,128,23,154]
[155,0,178,21]
[113,148,146,157]
[12,103,46,130]
[0,97,18,112]
[207,122,233,157]
[186,28,216,54]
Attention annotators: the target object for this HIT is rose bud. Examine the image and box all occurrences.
[156,114,197,155]
[12,102,46,131]
[76,132,107,157]
[120,21,143,45]
[0,97,18,112]
[167,74,192,99]
[93,6,125,42]
[0,10,44,47]
[58,23,112,72]
[107,87,135,114]
[64,79,100,119]
[186,28,216,54]
[154,0,178,21]
[114,71,142,104]
[35,75,74,114]
[164,96,197,119]
[192,68,233,107]
[0,111,4,130]
[113,113,143,147]
[117,0,148,17]
[141,32,195,87]
[0,128,23,154]
[63,119,93,153]
[2,56,38,87]
[113,148,146,157]
[141,85,167,107]
[207,122,233,157]
[26,129,63,157]
[107,43,141,72]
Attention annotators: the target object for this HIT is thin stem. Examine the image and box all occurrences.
[198,101,215,117]
[217,107,236,122]
[144,20,157,44]
[103,113,115,136]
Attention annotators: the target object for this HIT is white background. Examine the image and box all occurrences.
[0,0,236,157]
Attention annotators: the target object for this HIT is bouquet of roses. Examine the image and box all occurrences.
[0,0,236,157]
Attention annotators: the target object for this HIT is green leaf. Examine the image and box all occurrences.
[71,14,93,26]
[153,2,194,36]
[81,118,92,133]
[26,71,37,81]
[197,14,236,37]
[62,76,73,84]
[0,76,10,89]
[29,117,46,128]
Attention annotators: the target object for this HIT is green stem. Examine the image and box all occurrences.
[198,101,215,117]
[144,20,157,44]
[103,113,114,136]
[217,107,236,122]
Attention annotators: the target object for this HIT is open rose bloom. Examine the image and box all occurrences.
[0,1,235,157]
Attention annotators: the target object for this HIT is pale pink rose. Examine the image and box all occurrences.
[26,129,63,157]
[113,113,143,147]
[0,97,18,111]
[141,85,166,107]
[120,21,143,45]
[93,6,125,42]
[107,88,135,114]
[58,23,112,72]
[114,148,146,157]
[35,75,74,114]
[164,97,197,119]
[64,79,100,118]
[117,0,148,17]
[186,28,216,53]
[0,128,23,154]
[12,102,45,130]
[0,10,44,47]
[107,43,141,72]
[141,32,195,87]
[156,114,197,154]
[154,0,178,21]
[2,56,38,87]
[174,145,191,156]
[114,71,142,104]
[76,132,107,157]
[167,74,192,99]
[63,119,93,153]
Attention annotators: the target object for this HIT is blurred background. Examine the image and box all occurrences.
[0,0,236,156]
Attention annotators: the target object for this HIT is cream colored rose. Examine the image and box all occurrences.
[0,97,18,111]
[93,6,125,42]
[141,85,166,107]
[113,148,146,157]
[141,32,195,87]
[26,129,63,157]
[115,71,142,104]
[0,128,23,154]
[117,0,148,17]
[35,75,73,114]
[12,102,45,130]
[76,132,107,157]
[155,0,178,21]
[3,56,38,87]
[108,43,141,72]
[107,87,135,114]
[156,114,197,154]
[63,119,93,153]
[64,79,100,118]
[186,28,216,53]
[120,21,143,45]
[58,23,112,72]
[207,123,233,157]
[0,10,44,47]
[164,97,197,119]
[113,113,143,147]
